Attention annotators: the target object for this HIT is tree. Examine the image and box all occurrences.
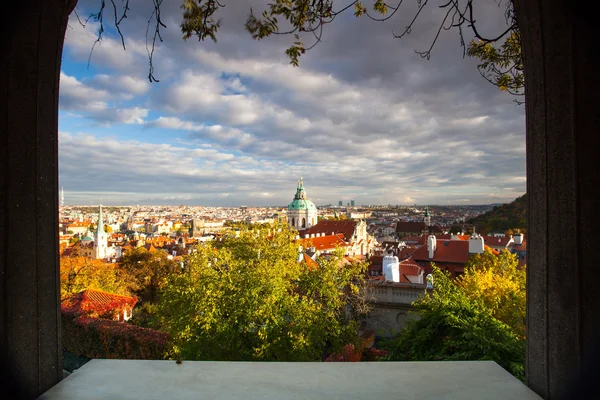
[385,252,525,380]
[118,247,179,302]
[179,0,520,95]
[80,1,519,95]
[155,225,368,361]
[60,255,131,299]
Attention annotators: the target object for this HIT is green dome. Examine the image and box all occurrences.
[288,198,317,211]
[288,178,317,211]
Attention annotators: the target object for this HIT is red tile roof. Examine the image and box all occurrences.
[412,240,471,264]
[302,253,319,270]
[297,234,348,251]
[368,255,383,271]
[62,288,137,317]
[510,239,527,251]
[304,220,358,242]
[399,257,424,283]
[400,236,426,246]
[482,235,513,247]
[396,221,427,233]
[398,246,419,259]
[412,239,500,265]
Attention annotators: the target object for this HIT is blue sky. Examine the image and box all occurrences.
[59,0,525,206]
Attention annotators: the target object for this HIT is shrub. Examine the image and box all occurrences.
[62,311,168,360]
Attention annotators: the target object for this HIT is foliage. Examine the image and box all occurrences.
[467,29,524,97]
[324,335,389,362]
[84,1,522,97]
[60,255,131,299]
[129,302,161,330]
[468,193,527,234]
[449,225,463,234]
[62,311,168,360]
[462,249,526,338]
[175,1,521,96]
[385,257,525,381]
[155,225,368,361]
[118,247,180,302]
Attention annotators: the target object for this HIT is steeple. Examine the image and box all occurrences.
[94,204,108,260]
[97,204,104,234]
[294,177,307,200]
[424,206,431,227]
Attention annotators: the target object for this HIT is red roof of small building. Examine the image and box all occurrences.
[399,257,424,283]
[482,235,513,247]
[400,236,426,246]
[510,240,527,251]
[302,253,319,270]
[396,221,427,233]
[412,240,470,264]
[304,220,358,242]
[412,240,499,265]
[297,233,348,251]
[62,288,137,317]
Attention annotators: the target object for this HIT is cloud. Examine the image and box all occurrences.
[60,1,526,206]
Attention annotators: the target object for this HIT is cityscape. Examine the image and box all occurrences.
[6,0,594,399]
[55,0,527,383]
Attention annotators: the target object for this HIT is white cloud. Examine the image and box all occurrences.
[59,1,526,205]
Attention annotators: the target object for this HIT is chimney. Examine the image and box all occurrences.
[382,256,400,283]
[513,233,523,245]
[427,235,437,259]
[295,235,300,240]
[469,233,485,254]
[310,233,315,238]
[304,234,310,239]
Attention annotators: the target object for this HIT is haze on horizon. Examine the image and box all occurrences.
[59,1,525,207]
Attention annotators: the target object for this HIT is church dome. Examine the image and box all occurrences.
[288,178,317,211]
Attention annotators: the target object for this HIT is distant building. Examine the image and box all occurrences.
[338,200,343,207]
[62,288,137,322]
[190,218,203,237]
[395,206,443,237]
[409,233,497,278]
[287,178,318,230]
[303,219,375,256]
[94,205,108,260]
[351,200,355,207]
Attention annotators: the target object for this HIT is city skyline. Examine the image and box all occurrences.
[59,1,525,206]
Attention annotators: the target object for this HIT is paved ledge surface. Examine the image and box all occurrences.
[38,360,541,400]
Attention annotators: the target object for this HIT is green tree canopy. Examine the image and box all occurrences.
[386,251,525,380]
[118,247,179,302]
[155,225,368,361]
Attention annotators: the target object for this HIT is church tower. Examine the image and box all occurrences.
[94,205,108,259]
[287,178,318,230]
[424,206,431,227]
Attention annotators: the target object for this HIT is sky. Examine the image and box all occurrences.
[59,0,525,207]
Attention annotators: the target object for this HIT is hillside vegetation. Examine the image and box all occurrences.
[469,194,527,234]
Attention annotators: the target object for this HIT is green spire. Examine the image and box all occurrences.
[424,206,430,217]
[294,177,307,200]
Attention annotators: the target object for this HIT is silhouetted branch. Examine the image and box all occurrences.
[146,0,166,83]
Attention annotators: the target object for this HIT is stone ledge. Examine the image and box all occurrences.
[38,360,541,400]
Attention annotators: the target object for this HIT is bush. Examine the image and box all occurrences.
[62,311,168,360]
